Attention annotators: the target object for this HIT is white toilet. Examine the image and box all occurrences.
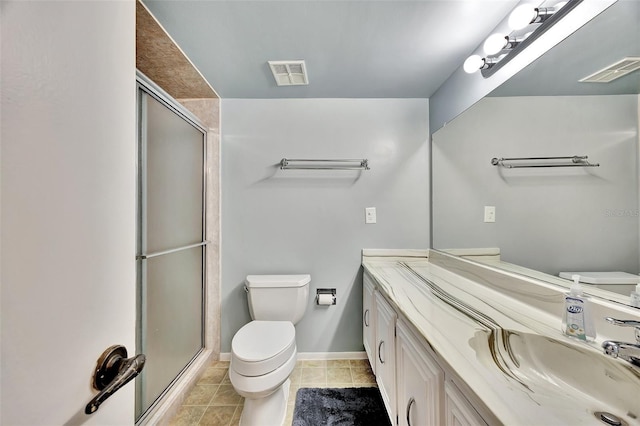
[229,274,310,426]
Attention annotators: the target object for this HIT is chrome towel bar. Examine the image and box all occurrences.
[137,241,210,260]
[280,158,370,170]
[491,155,599,169]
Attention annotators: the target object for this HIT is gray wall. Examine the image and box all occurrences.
[433,95,639,275]
[221,99,430,353]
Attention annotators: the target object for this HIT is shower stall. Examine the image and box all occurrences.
[135,74,208,420]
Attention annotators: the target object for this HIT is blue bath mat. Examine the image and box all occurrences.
[293,387,391,426]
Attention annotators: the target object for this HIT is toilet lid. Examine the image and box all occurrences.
[231,321,296,377]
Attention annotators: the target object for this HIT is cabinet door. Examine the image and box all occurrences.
[444,380,488,426]
[363,272,376,373]
[396,320,444,426]
[375,292,397,424]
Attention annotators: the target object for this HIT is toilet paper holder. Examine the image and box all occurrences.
[316,288,337,305]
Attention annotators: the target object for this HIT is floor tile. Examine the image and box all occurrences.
[352,367,376,384]
[210,385,242,406]
[288,383,301,403]
[230,405,242,426]
[300,368,326,386]
[327,368,352,385]
[326,359,351,368]
[221,371,232,385]
[289,368,302,385]
[198,368,227,385]
[349,359,370,368]
[169,406,207,426]
[199,405,236,426]
[183,385,218,406]
[169,358,377,425]
[210,360,230,369]
[300,359,326,368]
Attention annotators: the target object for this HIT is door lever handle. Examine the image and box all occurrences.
[85,345,146,414]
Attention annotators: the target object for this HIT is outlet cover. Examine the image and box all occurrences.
[484,206,496,223]
[365,207,377,224]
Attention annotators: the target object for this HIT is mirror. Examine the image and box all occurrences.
[432,0,640,306]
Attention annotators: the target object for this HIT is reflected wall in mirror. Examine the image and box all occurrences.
[432,0,640,306]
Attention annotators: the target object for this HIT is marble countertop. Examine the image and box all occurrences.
[362,253,640,426]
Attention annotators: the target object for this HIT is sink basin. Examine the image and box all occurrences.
[469,329,640,423]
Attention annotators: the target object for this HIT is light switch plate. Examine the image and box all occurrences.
[365,207,377,224]
[484,206,496,223]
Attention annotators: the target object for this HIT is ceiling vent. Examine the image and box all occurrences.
[579,57,640,83]
[268,60,309,86]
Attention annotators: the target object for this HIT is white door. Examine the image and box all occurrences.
[1,2,137,425]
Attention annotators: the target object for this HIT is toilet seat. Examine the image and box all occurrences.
[232,320,296,377]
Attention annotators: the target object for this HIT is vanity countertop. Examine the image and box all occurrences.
[362,253,640,426]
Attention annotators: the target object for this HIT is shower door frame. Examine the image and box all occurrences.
[135,70,209,423]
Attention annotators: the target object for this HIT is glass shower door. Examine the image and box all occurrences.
[136,85,206,420]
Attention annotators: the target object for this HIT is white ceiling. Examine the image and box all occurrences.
[142,0,520,98]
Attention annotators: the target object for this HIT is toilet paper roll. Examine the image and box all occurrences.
[318,293,334,305]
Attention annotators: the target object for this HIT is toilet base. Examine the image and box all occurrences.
[240,378,290,426]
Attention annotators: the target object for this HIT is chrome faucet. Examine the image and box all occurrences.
[601,317,640,367]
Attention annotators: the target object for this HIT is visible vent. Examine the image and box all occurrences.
[579,57,640,83]
[268,60,309,86]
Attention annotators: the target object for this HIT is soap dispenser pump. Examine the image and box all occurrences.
[631,283,640,308]
[562,275,596,341]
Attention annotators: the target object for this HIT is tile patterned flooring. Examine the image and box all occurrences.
[169,359,377,426]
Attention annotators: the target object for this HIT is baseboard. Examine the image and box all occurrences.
[219,351,367,361]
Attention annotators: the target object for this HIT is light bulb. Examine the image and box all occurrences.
[463,55,485,74]
[483,33,508,55]
[508,4,537,30]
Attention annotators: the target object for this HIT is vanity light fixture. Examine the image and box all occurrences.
[508,3,567,31]
[483,34,522,55]
[463,55,498,74]
[464,0,580,77]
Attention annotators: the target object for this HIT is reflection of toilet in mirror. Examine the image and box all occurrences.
[229,274,310,426]
[559,272,638,296]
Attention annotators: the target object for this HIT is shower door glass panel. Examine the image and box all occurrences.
[136,88,205,420]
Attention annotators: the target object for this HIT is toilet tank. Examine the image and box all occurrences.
[245,274,310,324]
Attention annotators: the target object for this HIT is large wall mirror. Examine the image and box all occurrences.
[432,0,640,307]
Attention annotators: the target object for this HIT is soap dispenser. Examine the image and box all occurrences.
[631,283,640,308]
[562,275,596,341]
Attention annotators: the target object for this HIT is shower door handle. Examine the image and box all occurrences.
[85,345,146,414]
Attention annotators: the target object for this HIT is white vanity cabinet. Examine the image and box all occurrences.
[363,273,376,374]
[374,291,397,425]
[444,380,488,426]
[396,320,444,426]
[363,270,493,426]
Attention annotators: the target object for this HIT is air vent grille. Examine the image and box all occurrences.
[268,60,309,86]
[579,57,640,83]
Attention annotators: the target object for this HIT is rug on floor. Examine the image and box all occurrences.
[293,387,392,426]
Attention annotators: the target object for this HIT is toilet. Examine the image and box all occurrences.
[229,274,310,426]
[559,271,639,296]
